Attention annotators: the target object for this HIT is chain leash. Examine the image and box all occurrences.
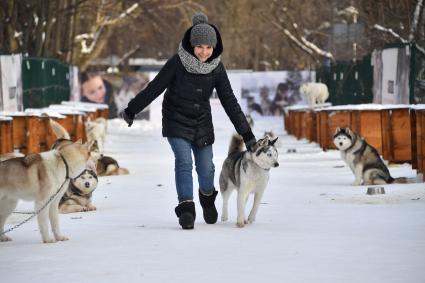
[0,179,69,237]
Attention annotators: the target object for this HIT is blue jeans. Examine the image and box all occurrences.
[167,137,215,202]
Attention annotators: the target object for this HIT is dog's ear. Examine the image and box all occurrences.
[345,127,352,135]
[269,137,278,146]
[334,127,341,135]
[84,139,95,150]
[255,137,267,148]
[92,139,99,149]
[260,135,270,146]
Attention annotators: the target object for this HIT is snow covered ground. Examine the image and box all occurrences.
[1,104,425,283]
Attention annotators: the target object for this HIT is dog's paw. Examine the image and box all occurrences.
[87,205,96,211]
[55,235,69,242]
[351,182,361,186]
[248,217,256,224]
[221,215,228,222]
[42,238,57,244]
[0,235,12,242]
[236,221,245,228]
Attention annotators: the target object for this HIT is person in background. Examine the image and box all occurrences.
[80,71,118,118]
[121,12,256,230]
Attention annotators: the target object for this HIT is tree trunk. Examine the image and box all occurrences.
[34,0,47,56]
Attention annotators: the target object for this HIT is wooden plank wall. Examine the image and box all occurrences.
[0,108,104,155]
[284,107,418,168]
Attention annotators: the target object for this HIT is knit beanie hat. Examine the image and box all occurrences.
[190,13,217,48]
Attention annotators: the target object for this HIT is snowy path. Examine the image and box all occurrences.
[1,110,425,283]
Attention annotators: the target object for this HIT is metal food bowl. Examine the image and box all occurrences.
[366,186,386,195]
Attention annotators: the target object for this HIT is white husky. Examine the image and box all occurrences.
[85,117,107,153]
[220,135,279,227]
[0,140,97,243]
[299,82,329,108]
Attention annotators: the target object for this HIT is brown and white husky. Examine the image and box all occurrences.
[0,135,97,243]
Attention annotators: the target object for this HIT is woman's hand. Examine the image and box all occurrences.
[121,108,135,127]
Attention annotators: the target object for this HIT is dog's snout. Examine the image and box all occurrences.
[85,182,90,188]
[339,142,343,146]
[274,162,279,167]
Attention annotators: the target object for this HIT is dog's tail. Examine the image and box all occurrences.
[389,176,419,184]
[389,177,407,184]
[49,119,70,140]
[227,133,245,156]
[103,164,130,176]
[117,167,130,175]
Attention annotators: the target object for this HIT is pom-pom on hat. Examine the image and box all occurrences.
[190,13,217,48]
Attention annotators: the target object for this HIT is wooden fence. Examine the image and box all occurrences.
[0,102,109,155]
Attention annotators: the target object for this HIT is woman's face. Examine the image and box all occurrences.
[194,45,213,62]
[81,76,106,103]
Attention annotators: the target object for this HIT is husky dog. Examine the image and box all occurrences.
[333,127,407,185]
[220,135,279,227]
[59,169,98,213]
[0,139,96,243]
[97,155,129,176]
[299,82,329,108]
[85,117,107,153]
[51,119,100,212]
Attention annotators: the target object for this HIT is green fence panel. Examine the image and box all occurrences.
[316,55,373,106]
[22,57,70,109]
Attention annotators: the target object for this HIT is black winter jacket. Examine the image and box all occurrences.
[127,24,254,148]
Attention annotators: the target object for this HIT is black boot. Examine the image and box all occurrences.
[199,189,218,224]
[175,201,196,229]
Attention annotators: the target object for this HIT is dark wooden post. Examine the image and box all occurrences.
[25,115,41,154]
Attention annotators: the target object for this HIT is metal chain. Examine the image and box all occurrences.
[0,178,69,237]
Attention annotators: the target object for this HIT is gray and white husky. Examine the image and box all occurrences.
[333,127,406,185]
[220,134,279,228]
[59,169,98,214]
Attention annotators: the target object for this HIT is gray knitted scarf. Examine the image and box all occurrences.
[178,43,221,74]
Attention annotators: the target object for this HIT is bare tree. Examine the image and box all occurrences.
[1,0,423,70]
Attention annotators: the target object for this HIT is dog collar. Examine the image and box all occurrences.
[59,153,70,179]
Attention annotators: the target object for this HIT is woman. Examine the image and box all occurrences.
[80,71,118,118]
[122,13,255,229]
